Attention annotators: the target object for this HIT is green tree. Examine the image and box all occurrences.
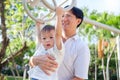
[79,8,120,80]
[0,0,120,80]
[0,0,34,79]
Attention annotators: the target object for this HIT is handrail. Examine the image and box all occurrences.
[84,17,120,34]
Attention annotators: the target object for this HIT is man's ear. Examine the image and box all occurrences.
[77,19,81,25]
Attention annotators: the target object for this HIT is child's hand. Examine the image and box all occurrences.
[36,21,42,27]
[36,19,44,27]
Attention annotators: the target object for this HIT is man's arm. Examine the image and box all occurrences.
[29,55,58,75]
[72,77,84,80]
[72,42,90,80]
[55,7,64,50]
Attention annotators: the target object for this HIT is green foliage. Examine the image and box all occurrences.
[80,8,120,80]
[5,76,28,80]
[1,0,35,76]
[1,0,120,79]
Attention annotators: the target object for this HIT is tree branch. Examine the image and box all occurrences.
[0,0,9,65]
[1,42,28,68]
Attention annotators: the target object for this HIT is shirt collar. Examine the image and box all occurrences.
[70,34,79,40]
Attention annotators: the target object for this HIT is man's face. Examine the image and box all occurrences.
[62,11,81,32]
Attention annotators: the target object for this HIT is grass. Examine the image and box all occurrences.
[4,76,28,80]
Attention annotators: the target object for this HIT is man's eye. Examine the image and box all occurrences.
[67,15,71,17]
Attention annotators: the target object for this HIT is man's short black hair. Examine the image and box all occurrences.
[64,5,84,28]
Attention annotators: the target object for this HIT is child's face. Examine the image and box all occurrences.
[40,30,55,49]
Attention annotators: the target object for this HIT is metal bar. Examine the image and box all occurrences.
[83,17,120,34]
[116,35,120,80]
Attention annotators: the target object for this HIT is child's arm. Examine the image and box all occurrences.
[55,7,64,50]
[35,21,42,46]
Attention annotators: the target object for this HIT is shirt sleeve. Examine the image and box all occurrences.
[33,48,40,56]
[74,42,90,79]
[54,40,64,55]
[48,40,64,64]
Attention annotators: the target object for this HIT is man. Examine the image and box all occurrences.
[30,6,90,80]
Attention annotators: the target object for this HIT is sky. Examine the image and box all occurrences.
[48,0,120,15]
[76,0,120,15]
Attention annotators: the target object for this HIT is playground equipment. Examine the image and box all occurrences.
[116,36,120,80]
[22,0,120,80]
[22,0,120,33]
[22,0,76,23]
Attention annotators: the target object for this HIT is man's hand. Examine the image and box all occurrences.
[72,76,84,80]
[30,54,58,75]
[56,7,64,17]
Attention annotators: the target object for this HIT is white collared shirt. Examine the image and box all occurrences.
[58,34,90,80]
[28,42,64,80]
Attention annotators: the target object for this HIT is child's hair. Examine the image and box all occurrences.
[41,25,55,32]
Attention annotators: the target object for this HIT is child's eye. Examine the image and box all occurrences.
[50,37,53,39]
[43,38,46,40]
